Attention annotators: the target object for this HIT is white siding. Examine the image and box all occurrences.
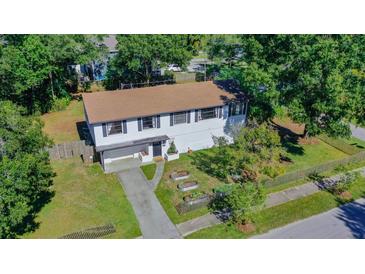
[92,105,246,159]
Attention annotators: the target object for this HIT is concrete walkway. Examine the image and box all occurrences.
[351,124,365,141]
[149,161,165,190]
[253,198,365,239]
[118,168,181,239]
[177,183,321,236]
[177,167,365,237]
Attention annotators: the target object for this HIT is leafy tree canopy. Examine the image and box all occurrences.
[105,34,199,88]
[0,34,105,113]
[223,182,266,225]
[0,101,54,238]
[212,35,365,137]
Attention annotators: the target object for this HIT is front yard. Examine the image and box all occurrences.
[155,119,362,225]
[24,158,141,239]
[187,175,365,239]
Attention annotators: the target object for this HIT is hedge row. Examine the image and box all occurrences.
[317,134,361,155]
[265,151,365,188]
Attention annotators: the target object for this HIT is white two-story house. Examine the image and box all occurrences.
[82,81,248,172]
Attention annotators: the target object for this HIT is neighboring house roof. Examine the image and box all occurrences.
[103,35,118,53]
[82,81,244,124]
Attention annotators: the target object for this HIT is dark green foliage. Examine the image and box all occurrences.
[105,35,197,89]
[223,182,266,225]
[167,141,177,154]
[0,101,54,238]
[194,123,285,183]
[0,34,105,114]
[212,35,365,137]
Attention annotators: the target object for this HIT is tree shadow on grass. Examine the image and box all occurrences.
[271,121,304,156]
[13,189,55,238]
[190,149,220,179]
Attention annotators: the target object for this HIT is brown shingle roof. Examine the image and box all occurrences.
[82,81,239,124]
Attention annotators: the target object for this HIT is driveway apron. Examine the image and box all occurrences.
[117,168,181,239]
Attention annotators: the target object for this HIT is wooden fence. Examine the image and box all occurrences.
[46,140,95,163]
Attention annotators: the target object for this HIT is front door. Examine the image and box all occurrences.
[152,142,162,157]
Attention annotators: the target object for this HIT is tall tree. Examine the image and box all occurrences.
[105,35,195,88]
[0,101,54,238]
[0,34,105,113]
[213,35,365,138]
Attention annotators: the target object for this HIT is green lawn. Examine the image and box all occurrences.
[187,176,365,238]
[41,100,84,144]
[141,163,157,180]
[24,158,141,239]
[156,139,348,224]
[342,136,365,150]
[155,152,222,224]
[284,139,347,172]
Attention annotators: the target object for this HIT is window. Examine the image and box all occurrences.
[142,116,155,129]
[107,121,123,135]
[200,107,217,120]
[173,111,187,124]
[229,102,244,117]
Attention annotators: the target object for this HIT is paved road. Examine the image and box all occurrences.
[118,168,181,239]
[351,124,365,141]
[253,198,365,239]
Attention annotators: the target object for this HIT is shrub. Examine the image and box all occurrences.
[308,171,325,182]
[328,172,357,195]
[51,97,71,112]
[224,182,266,225]
[261,165,285,178]
[167,142,177,154]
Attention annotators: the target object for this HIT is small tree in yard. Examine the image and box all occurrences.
[328,172,358,201]
[208,122,285,183]
[224,182,266,232]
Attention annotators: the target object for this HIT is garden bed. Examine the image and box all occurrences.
[178,181,199,192]
[170,170,190,181]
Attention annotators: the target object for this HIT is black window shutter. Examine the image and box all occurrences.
[187,110,191,123]
[195,109,199,122]
[122,120,127,134]
[102,123,107,137]
[228,103,232,117]
[157,115,161,128]
[138,118,142,131]
[219,106,223,118]
[170,113,174,126]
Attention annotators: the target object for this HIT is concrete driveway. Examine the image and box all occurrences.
[117,168,181,239]
[253,198,365,239]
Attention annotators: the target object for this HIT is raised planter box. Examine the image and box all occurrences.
[176,194,212,214]
[170,170,190,181]
[164,152,179,161]
[178,181,199,192]
[183,193,210,205]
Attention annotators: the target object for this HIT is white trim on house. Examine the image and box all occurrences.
[86,102,247,171]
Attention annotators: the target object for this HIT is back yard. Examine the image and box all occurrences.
[24,158,141,239]
[41,100,84,144]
